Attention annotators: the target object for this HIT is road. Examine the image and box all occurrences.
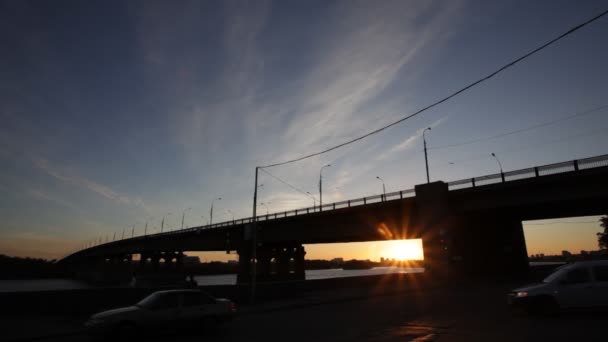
[26,282,607,342]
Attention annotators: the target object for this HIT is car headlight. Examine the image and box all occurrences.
[515,291,528,298]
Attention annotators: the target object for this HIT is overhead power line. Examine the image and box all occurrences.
[429,104,608,150]
[431,125,608,169]
[259,168,315,199]
[260,8,608,169]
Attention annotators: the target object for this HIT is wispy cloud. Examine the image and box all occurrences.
[25,188,76,209]
[377,116,449,161]
[272,1,463,162]
[32,158,150,213]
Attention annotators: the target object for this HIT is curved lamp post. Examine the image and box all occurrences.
[491,153,505,182]
[319,164,331,211]
[259,202,270,215]
[306,191,317,211]
[210,198,222,225]
[376,176,386,200]
[161,212,172,233]
[181,207,192,230]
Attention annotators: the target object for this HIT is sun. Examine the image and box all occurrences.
[384,239,424,261]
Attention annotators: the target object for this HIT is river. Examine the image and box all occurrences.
[0,266,424,293]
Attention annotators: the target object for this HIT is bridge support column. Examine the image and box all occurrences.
[134,251,187,287]
[76,254,133,284]
[237,246,252,284]
[256,246,273,281]
[276,247,291,279]
[423,213,529,279]
[449,214,529,278]
[415,181,451,277]
[150,253,161,269]
[236,243,307,284]
[293,245,306,280]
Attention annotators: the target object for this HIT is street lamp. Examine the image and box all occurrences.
[144,217,153,236]
[376,176,386,200]
[319,164,331,211]
[491,153,505,182]
[210,197,222,225]
[226,209,235,221]
[259,202,269,215]
[306,191,317,210]
[181,207,192,230]
[423,127,432,184]
[161,212,172,233]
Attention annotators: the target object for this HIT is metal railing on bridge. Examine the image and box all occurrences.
[77,154,608,252]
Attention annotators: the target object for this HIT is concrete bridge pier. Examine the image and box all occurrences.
[134,251,187,287]
[415,181,451,277]
[448,214,529,278]
[75,254,133,284]
[237,246,253,284]
[416,181,528,279]
[237,243,306,284]
[293,245,306,279]
[255,246,273,281]
[275,246,291,278]
[422,214,529,279]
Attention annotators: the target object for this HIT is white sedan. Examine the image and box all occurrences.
[508,260,608,313]
[85,289,236,337]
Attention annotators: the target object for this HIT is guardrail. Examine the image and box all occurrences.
[73,154,608,254]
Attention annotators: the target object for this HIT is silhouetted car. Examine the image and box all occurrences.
[508,260,608,313]
[85,289,236,338]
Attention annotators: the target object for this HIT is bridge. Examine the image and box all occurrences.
[60,154,608,283]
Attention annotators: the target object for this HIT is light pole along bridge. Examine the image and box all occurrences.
[60,154,608,283]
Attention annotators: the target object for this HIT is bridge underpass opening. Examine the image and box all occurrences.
[174,241,425,286]
[304,239,424,268]
[522,215,605,261]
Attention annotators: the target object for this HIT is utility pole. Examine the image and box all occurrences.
[423,127,431,184]
[251,167,260,303]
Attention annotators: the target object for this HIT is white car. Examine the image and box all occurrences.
[85,289,236,337]
[508,260,608,313]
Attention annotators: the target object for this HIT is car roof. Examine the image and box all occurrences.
[567,260,608,267]
[152,289,209,295]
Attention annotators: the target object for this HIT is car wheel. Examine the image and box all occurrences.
[114,322,137,341]
[527,296,559,315]
[201,316,220,334]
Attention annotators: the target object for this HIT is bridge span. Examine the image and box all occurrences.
[60,154,608,283]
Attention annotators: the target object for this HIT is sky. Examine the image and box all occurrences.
[0,0,607,261]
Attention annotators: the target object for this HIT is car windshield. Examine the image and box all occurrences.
[136,293,162,309]
[543,264,572,283]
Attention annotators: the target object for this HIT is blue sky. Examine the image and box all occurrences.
[0,0,607,259]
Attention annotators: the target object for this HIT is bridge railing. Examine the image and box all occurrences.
[72,154,608,254]
[579,154,608,169]
[445,154,608,191]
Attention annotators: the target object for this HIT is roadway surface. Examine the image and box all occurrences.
[8,281,607,342]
